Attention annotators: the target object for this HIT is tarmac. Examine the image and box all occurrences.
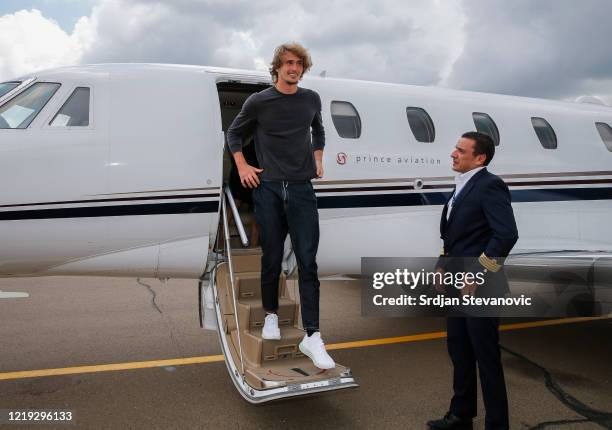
[0,276,610,429]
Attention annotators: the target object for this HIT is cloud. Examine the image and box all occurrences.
[0,0,466,88]
[240,0,467,85]
[1,0,612,104]
[75,0,278,69]
[443,0,612,101]
[0,9,91,80]
[72,0,467,86]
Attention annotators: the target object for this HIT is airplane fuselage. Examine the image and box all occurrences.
[1,64,611,278]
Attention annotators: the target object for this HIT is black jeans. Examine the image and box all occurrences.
[252,180,320,332]
[447,317,509,430]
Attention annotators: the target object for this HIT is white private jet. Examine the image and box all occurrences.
[1,64,611,402]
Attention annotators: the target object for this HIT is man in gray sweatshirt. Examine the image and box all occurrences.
[226,42,334,369]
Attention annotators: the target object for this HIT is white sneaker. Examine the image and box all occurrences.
[262,313,281,340]
[299,332,335,369]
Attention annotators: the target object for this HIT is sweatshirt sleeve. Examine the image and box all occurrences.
[311,91,325,151]
[227,93,258,154]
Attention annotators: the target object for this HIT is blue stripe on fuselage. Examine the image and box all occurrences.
[0,187,610,220]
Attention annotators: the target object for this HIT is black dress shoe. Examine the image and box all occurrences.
[426,412,473,430]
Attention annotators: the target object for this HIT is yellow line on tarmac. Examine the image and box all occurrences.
[0,316,607,382]
[325,316,608,350]
[0,355,225,381]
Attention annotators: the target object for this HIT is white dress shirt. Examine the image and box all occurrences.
[446,166,485,220]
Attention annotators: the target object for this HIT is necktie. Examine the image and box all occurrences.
[447,190,459,220]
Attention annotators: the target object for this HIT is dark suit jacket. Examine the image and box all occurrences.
[438,168,519,298]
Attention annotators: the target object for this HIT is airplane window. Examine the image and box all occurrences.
[331,101,361,138]
[595,122,612,152]
[531,117,557,149]
[0,82,60,129]
[0,82,20,99]
[50,87,90,127]
[472,112,500,146]
[406,107,435,143]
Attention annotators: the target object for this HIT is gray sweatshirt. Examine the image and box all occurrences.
[226,86,325,182]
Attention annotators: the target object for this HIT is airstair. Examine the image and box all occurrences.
[204,185,357,403]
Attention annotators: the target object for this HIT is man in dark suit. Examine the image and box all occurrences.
[427,132,519,430]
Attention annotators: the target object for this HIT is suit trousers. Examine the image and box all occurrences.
[252,180,320,332]
[447,316,509,430]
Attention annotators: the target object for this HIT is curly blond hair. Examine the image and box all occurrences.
[269,42,313,83]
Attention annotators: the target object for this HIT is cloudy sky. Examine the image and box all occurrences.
[1,0,611,103]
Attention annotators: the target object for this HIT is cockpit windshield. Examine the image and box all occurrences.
[0,81,20,99]
[0,82,60,129]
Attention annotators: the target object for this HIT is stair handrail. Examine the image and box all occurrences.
[221,191,246,376]
[223,185,250,248]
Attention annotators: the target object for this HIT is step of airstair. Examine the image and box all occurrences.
[230,325,306,367]
[212,242,356,402]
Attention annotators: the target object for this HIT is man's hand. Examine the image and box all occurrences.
[314,149,324,179]
[315,159,324,178]
[233,151,263,188]
[238,163,263,188]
